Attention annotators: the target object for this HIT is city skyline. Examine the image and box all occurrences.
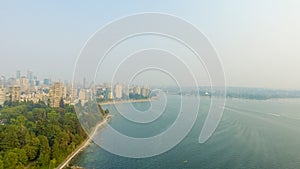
[0,69,152,87]
[0,69,153,107]
[2,69,300,91]
[1,1,300,89]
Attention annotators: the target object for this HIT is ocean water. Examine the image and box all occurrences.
[71,96,300,169]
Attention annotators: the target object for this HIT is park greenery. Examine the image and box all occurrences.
[0,100,106,169]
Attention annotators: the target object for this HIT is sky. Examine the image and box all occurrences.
[0,0,300,89]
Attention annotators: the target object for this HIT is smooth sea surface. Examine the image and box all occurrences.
[71,95,300,169]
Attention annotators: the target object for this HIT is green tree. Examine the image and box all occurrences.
[24,111,34,121]
[47,110,59,124]
[3,151,18,169]
[24,145,38,161]
[16,115,26,126]
[24,132,40,161]
[49,158,57,169]
[12,148,28,165]
[32,108,44,121]
[51,139,61,161]
[38,135,51,166]
[16,116,28,147]
[64,112,76,133]
[0,159,3,169]
[1,125,20,150]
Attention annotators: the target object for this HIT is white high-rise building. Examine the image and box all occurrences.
[114,84,123,99]
[0,87,6,105]
[133,86,141,95]
[123,85,129,98]
[108,91,113,100]
[141,86,150,97]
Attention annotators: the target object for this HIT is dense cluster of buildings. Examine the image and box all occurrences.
[76,83,150,106]
[0,70,151,107]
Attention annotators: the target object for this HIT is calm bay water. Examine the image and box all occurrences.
[71,95,300,169]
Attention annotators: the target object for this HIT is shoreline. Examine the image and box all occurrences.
[99,98,157,106]
[57,98,156,168]
[56,115,111,169]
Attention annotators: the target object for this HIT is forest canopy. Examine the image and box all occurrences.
[0,101,89,169]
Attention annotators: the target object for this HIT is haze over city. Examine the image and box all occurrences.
[1,1,300,89]
[2,1,300,169]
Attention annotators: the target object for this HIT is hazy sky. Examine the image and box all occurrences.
[1,1,300,89]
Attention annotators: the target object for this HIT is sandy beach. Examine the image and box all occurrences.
[57,98,156,168]
[56,115,111,169]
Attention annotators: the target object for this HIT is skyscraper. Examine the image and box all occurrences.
[0,76,5,88]
[141,86,150,97]
[133,86,141,95]
[79,89,86,101]
[27,69,33,86]
[114,84,123,99]
[9,86,21,102]
[50,82,63,107]
[105,86,113,100]
[83,77,86,89]
[0,87,6,105]
[16,70,21,79]
[123,85,130,99]
[20,76,29,92]
[43,78,51,86]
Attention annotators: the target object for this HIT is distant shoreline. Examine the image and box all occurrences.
[99,98,157,106]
